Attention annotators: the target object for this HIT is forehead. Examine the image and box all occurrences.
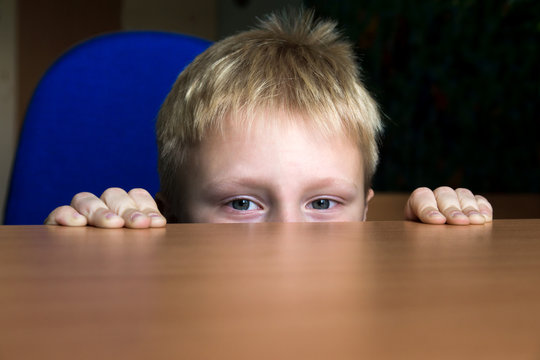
[188,110,365,185]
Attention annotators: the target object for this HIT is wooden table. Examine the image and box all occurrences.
[1,220,540,359]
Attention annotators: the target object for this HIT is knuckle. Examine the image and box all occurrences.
[411,187,432,197]
[128,188,150,197]
[71,192,95,204]
[101,187,126,199]
[58,205,74,212]
[475,194,487,202]
[434,186,453,194]
[475,195,493,209]
[456,188,473,197]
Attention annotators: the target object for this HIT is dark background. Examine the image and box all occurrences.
[305,0,539,193]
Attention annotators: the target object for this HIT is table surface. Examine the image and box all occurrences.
[1,220,540,360]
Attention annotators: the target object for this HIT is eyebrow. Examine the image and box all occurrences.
[201,177,272,196]
[202,176,360,195]
[304,177,360,193]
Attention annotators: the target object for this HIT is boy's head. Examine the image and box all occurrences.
[156,9,383,222]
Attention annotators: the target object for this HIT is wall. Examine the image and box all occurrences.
[122,0,216,40]
[0,0,15,223]
[217,0,302,39]
[2,0,301,223]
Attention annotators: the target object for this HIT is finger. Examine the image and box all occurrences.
[405,187,446,224]
[71,192,124,228]
[44,205,88,226]
[128,188,167,228]
[456,188,485,225]
[100,188,151,229]
[475,195,493,222]
[434,186,469,225]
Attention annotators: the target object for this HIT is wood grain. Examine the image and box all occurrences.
[1,220,540,359]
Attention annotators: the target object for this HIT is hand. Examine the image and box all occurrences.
[45,188,167,228]
[405,187,493,225]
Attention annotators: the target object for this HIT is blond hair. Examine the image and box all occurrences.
[157,9,383,218]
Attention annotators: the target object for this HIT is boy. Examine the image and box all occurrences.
[45,10,492,228]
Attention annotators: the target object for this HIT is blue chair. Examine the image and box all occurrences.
[4,31,212,224]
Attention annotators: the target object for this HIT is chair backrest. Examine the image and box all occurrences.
[4,31,212,224]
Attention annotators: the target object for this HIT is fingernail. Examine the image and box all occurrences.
[105,212,117,219]
[130,212,143,222]
[451,211,464,218]
[467,211,480,216]
[428,211,443,217]
[148,213,162,218]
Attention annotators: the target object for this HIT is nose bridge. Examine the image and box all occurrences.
[265,182,305,222]
[268,202,305,223]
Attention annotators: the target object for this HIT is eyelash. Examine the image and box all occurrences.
[306,198,339,210]
[225,198,262,212]
[223,197,342,212]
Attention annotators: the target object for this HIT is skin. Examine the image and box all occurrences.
[45,111,493,228]
[178,114,370,223]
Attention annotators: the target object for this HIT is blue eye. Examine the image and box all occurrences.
[310,199,335,210]
[229,199,259,211]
